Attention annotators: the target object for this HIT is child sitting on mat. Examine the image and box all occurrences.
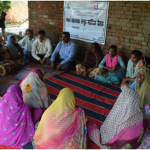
[121,50,142,85]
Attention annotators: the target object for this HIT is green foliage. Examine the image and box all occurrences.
[0,1,11,14]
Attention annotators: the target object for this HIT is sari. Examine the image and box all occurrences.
[139,104,150,148]
[135,67,150,110]
[17,69,51,109]
[0,85,35,148]
[82,43,103,68]
[88,88,147,149]
[3,35,28,65]
[33,88,87,149]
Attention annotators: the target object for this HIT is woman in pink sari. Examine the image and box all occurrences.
[0,85,42,148]
[88,88,147,149]
[17,69,52,109]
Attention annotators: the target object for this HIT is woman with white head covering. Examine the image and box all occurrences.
[88,88,147,149]
[3,35,28,65]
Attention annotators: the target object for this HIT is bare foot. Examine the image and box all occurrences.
[44,62,49,65]
[113,82,118,85]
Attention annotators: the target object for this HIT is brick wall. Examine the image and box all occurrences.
[28,1,150,63]
[28,1,63,51]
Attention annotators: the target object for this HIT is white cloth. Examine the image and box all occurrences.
[100,88,143,144]
[32,38,52,60]
[18,36,38,52]
[20,72,51,108]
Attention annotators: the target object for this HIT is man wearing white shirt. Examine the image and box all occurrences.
[19,29,38,62]
[32,30,52,64]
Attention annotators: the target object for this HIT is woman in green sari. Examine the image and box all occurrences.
[135,67,150,110]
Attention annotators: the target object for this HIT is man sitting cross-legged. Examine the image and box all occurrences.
[46,32,77,71]
[19,28,38,62]
[31,30,52,65]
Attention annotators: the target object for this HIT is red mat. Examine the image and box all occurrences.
[45,70,121,126]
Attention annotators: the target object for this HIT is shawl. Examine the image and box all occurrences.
[4,35,22,57]
[138,104,150,149]
[17,68,44,86]
[0,85,34,148]
[88,88,146,149]
[17,69,51,109]
[135,67,150,109]
[106,54,123,68]
[34,88,82,149]
[127,59,139,78]
[82,43,103,68]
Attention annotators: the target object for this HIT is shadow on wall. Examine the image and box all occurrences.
[5,1,28,24]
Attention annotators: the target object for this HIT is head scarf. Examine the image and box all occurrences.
[88,88,145,149]
[135,67,150,109]
[0,85,34,148]
[4,35,22,57]
[18,69,51,109]
[17,68,44,86]
[34,88,81,149]
[82,43,103,68]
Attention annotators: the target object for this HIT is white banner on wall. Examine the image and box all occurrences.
[63,1,109,45]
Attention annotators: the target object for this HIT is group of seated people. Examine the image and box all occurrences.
[0,63,150,149]
[0,29,150,149]
[0,29,77,71]
[0,28,149,88]
[76,42,150,90]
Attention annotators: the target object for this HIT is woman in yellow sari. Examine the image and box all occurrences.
[33,88,87,149]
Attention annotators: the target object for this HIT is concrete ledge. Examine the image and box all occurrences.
[6,32,24,42]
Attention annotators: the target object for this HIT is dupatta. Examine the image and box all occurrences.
[0,85,34,148]
[4,35,21,57]
[34,88,86,149]
[135,67,150,109]
[106,54,123,68]
[88,88,146,149]
[82,43,103,68]
[17,69,51,109]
